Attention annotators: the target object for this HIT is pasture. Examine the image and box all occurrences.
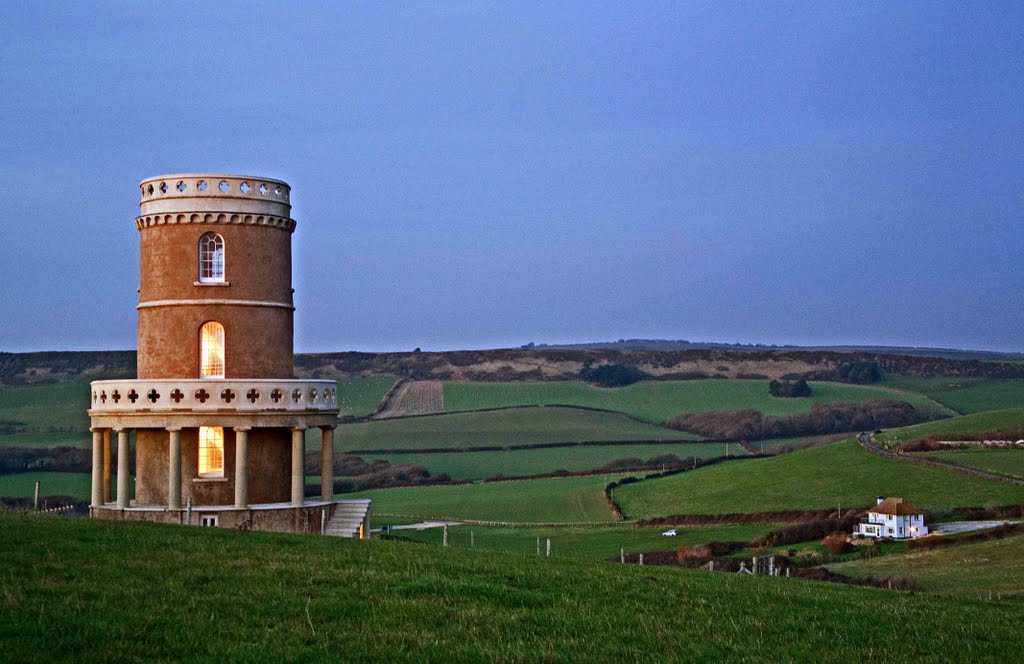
[612,441,1024,519]
[883,376,1024,415]
[830,534,1024,598]
[0,471,92,501]
[443,379,951,423]
[0,382,91,448]
[922,448,1024,481]
[366,442,735,480]
[347,474,626,523]
[337,406,698,453]
[873,408,1024,451]
[335,374,400,417]
[1,515,1022,661]
[388,523,774,561]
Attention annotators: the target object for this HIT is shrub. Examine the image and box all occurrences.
[768,379,812,398]
[821,532,852,555]
[580,362,647,387]
[838,361,882,384]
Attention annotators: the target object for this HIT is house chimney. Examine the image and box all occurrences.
[877,496,885,505]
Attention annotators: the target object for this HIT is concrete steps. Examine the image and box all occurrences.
[324,499,371,538]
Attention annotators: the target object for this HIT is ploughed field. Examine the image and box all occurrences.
[2,514,1022,661]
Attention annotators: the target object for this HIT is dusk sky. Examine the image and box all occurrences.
[1,2,1022,353]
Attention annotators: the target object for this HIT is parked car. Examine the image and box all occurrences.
[662,529,677,537]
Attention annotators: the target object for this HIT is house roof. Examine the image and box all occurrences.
[869,497,924,516]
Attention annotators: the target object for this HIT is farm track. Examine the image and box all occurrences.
[373,380,444,418]
[859,433,1024,486]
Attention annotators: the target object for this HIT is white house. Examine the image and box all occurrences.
[854,497,928,540]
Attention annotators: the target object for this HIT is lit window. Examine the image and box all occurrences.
[199,233,225,282]
[198,426,224,477]
[200,322,225,378]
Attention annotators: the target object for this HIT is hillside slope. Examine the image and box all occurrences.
[1,515,1021,661]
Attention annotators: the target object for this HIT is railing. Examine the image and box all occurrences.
[89,379,337,414]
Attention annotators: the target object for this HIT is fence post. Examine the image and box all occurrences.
[34,481,40,511]
[639,553,644,566]
[443,524,448,547]
[320,509,326,535]
[471,531,474,548]
[620,548,625,564]
[536,538,540,556]
[546,538,551,557]
[186,497,193,525]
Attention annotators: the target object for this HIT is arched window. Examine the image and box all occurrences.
[198,233,225,282]
[200,321,225,378]
[198,426,224,477]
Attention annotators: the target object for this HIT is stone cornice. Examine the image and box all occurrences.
[135,212,296,232]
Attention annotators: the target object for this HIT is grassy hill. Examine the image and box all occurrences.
[923,448,1024,481]
[348,474,626,523]
[443,379,951,423]
[830,534,1024,598]
[366,442,734,480]
[873,408,1024,450]
[883,376,1024,414]
[1,514,1022,661]
[338,406,698,453]
[613,441,1024,519]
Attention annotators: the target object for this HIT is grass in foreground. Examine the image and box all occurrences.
[883,376,1024,415]
[1,515,1022,661]
[338,406,698,452]
[387,523,774,561]
[443,379,950,423]
[366,442,734,480]
[348,474,627,523]
[613,441,1024,519]
[829,534,1024,598]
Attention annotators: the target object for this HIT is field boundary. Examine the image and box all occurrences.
[346,437,720,455]
[858,433,1024,486]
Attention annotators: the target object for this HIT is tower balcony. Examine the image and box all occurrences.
[88,378,339,430]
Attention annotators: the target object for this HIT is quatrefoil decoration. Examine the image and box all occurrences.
[170,388,184,403]
[127,389,139,403]
[111,390,121,403]
[221,388,236,403]
[147,389,160,403]
[309,388,318,402]
[291,389,302,403]
[270,388,283,403]
[195,388,210,403]
[100,390,107,403]
[246,388,260,403]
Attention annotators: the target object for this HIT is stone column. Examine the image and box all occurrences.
[116,429,130,509]
[291,428,305,506]
[234,427,250,509]
[167,428,181,510]
[90,429,103,508]
[320,426,334,502]
[102,429,112,503]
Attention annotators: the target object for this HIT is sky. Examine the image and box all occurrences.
[1,2,1022,353]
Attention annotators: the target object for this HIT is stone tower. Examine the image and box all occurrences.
[88,174,368,535]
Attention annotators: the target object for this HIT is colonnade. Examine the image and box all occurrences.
[89,425,336,510]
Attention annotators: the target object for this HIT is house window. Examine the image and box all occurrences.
[199,233,225,282]
[198,426,224,478]
[200,322,225,378]
[200,515,219,527]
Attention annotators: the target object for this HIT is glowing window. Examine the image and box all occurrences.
[198,426,224,478]
[199,233,225,282]
[200,322,225,378]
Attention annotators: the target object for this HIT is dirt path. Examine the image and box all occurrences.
[374,380,444,418]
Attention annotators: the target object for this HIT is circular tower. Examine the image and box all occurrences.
[86,174,363,536]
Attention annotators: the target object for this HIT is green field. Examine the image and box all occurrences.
[335,375,398,417]
[830,534,1024,598]
[923,448,1024,480]
[2,515,1023,660]
[443,379,951,423]
[613,441,1024,518]
[0,471,93,501]
[338,406,698,452]
[884,376,1024,415]
[388,523,774,561]
[874,408,1024,450]
[349,474,626,523]
[0,382,92,447]
[367,442,735,480]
